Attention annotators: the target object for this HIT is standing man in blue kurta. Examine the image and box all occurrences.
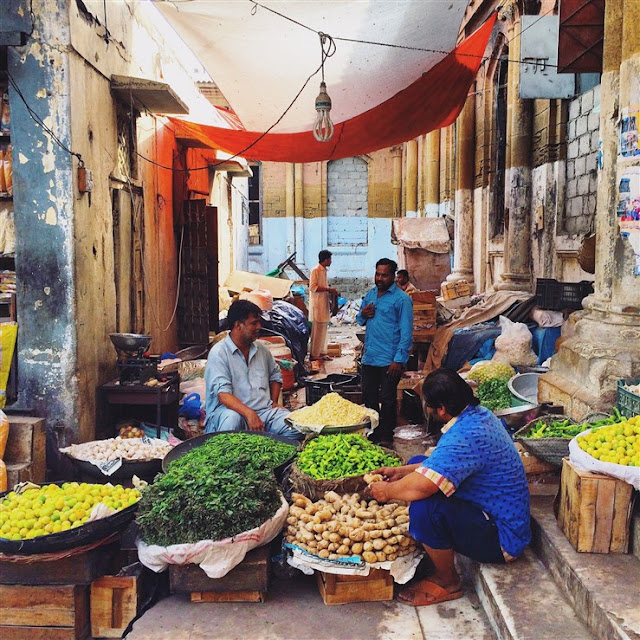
[357,258,413,446]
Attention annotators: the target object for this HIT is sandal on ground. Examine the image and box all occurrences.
[397,580,463,607]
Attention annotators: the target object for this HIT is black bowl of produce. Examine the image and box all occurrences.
[161,431,298,480]
[65,456,163,483]
[0,481,140,555]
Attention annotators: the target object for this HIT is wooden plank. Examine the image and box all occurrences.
[0,542,119,585]
[190,590,265,603]
[610,480,634,553]
[592,479,615,553]
[0,626,88,640]
[577,471,598,552]
[91,572,140,639]
[0,584,88,632]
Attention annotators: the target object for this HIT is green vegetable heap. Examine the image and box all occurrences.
[296,433,401,480]
[137,433,296,546]
[466,361,515,384]
[476,378,512,413]
[522,408,625,439]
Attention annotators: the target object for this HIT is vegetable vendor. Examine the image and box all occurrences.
[357,258,413,447]
[204,300,302,440]
[369,368,530,606]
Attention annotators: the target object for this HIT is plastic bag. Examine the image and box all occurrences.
[137,493,289,578]
[492,316,537,367]
[569,430,640,490]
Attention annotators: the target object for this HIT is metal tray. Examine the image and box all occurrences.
[161,430,298,479]
[284,416,371,435]
[0,482,138,555]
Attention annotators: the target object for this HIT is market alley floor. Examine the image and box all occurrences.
[126,570,496,640]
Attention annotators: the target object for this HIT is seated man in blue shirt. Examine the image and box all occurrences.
[204,300,301,440]
[369,368,531,606]
[357,258,413,446]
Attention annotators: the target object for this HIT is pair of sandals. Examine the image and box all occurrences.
[396,579,463,606]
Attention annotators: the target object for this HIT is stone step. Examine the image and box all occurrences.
[530,496,640,640]
[632,503,640,562]
[458,547,596,640]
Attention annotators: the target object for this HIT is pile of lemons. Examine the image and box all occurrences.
[576,416,640,466]
[0,482,140,541]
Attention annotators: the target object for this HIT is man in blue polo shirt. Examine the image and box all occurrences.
[369,368,531,607]
[357,258,413,446]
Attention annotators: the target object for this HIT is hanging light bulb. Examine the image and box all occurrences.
[313,81,334,143]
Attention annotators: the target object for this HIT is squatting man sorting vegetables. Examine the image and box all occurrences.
[204,299,302,440]
[368,368,531,606]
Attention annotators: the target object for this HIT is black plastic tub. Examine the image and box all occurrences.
[0,482,138,555]
[64,454,163,483]
[161,430,298,480]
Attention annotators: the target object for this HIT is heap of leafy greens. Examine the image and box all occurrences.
[476,378,512,413]
[137,433,295,546]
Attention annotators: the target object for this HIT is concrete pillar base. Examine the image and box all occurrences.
[539,314,640,419]
[445,270,474,290]
[494,273,531,292]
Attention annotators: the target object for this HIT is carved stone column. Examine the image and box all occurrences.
[405,139,419,215]
[424,130,440,217]
[392,145,403,217]
[447,91,475,288]
[539,0,640,418]
[496,15,533,292]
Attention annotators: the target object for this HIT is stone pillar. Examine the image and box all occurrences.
[424,130,440,217]
[496,16,533,292]
[405,139,419,215]
[539,0,640,418]
[447,91,475,288]
[294,163,306,268]
[392,146,403,217]
[417,135,425,215]
[285,163,295,257]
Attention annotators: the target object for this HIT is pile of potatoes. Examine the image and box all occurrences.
[285,491,417,563]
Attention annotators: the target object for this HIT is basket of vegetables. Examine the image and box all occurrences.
[514,411,626,466]
[289,433,402,500]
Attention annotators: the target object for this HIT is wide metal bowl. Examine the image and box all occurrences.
[508,372,541,405]
[109,333,152,354]
[0,482,138,555]
[285,416,371,435]
[161,431,298,480]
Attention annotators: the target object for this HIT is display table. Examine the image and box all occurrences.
[98,372,180,439]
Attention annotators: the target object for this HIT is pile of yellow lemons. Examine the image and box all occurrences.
[576,416,640,466]
[0,482,140,541]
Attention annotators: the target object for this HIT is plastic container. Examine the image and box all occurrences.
[617,378,640,418]
[535,278,594,310]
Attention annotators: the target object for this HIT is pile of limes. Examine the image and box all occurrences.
[0,482,140,541]
[576,416,640,466]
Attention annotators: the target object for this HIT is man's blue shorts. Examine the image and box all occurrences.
[407,455,506,564]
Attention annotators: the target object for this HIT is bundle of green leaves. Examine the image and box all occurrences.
[476,378,512,413]
[136,433,293,546]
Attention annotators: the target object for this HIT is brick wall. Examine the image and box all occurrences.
[327,157,368,245]
[564,85,600,234]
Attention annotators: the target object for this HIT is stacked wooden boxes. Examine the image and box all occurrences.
[440,280,471,300]
[169,545,270,603]
[316,569,394,605]
[557,458,635,553]
[410,291,437,341]
[0,542,119,640]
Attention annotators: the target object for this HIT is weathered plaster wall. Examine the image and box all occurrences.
[7,1,79,437]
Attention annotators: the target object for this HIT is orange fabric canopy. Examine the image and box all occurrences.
[168,15,495,164]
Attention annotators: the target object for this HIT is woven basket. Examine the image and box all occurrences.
[289,445,401,501]
[514,415,576,467]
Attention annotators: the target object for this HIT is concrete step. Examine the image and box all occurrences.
[632,502,640,562]
[458,547,596,640]
[530,495,640,640]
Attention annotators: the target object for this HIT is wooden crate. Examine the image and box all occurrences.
[0,542,120,586]
[91,563,153,639]
[316,569,393,605]
[0,583,90,640]
[557,458,635,553]
[169,545,269,602]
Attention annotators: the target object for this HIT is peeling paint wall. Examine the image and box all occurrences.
[3,0,224,444]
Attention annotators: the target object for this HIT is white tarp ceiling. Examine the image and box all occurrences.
[153,0,469,134]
